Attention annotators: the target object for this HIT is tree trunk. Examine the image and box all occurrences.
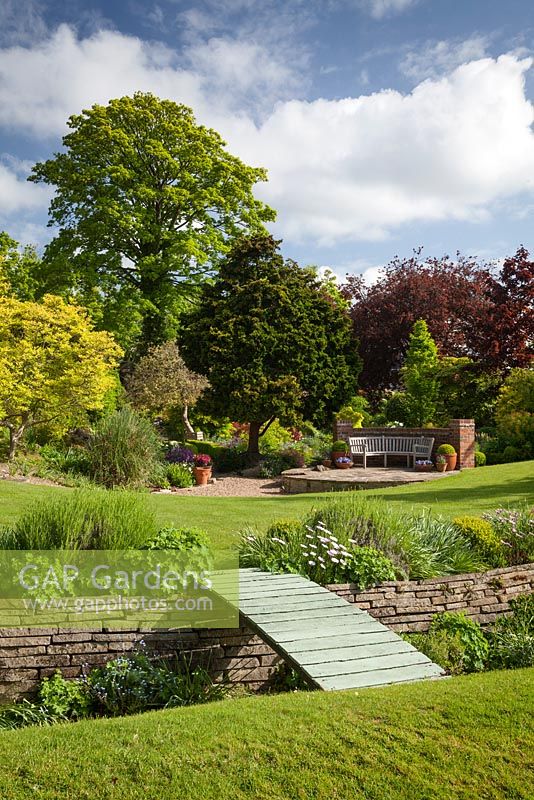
[6,424,25,461]
[182,405,196,440]
[247,421,262,465]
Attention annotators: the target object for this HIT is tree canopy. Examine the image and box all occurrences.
[0,294,122,459]
[127,341,209,438]
[180,235,361,461]
[0,232,40,301]
[30,92,275,351]
[343,248,534,397]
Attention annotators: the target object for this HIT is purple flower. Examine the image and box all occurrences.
[166,446,195,464]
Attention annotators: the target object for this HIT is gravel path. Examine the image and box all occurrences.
[155,475,285,497]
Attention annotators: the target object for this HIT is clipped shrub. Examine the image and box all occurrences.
[332,440,349,453]
[452,516,506,568]
[436,443,456,455]
[87,407,162,488]
[487,593,534,669]
[474,450,486,467]
[0,489,156,550]
[167,463,194,488]
[430,612,488,672]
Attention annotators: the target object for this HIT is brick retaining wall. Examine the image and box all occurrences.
[2,564,532,700]
[333,418,476,469]
[328,563,534,632]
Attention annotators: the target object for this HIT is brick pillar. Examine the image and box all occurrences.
[446,419,475,469]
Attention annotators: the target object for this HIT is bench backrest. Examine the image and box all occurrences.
[383,436,413,453]
[348,435,435,458]
[413,437,434,458]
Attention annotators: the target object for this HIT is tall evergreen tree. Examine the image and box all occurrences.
[401,319,439,426]
[181,236,361,462]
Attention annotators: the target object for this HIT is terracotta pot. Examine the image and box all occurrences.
[436,462,447,473]
[415,464,433,473]
[444,453,457,471]
[194,466,212,486]
[322,459,332,468]
[335,461,353,470]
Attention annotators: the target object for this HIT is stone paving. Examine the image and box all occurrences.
[282,465,456,494]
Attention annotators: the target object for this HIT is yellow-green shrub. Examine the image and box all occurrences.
[452,516,505,568]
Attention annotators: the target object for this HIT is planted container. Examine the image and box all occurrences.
[332,439,349,463]
[437,443,457,471]
[193,454,213,485]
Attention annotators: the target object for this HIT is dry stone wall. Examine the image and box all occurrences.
[2,564,532,699]
[328,563,534,632]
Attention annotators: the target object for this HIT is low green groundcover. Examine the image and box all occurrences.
[0,669,532,800]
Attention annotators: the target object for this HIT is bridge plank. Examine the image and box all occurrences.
[230,569,443,691]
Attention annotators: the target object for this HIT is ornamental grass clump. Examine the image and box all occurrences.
[0,488,156,550]
[87,406,163,488]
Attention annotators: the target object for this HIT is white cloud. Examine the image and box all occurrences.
[229,55,534,243]
[0,156,51,214]
[183,37,303,113]
[0,25,208,138]
[400,35,490,81]
[356,0,419,19]
[0,25,533,248]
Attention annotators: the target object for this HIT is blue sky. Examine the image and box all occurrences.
[1,0,533,282]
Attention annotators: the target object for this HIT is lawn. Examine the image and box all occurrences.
[0,462,532,550]
[0,668,532,800]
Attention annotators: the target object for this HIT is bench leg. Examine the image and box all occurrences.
[384,453,387,468]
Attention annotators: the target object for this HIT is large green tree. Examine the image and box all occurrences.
[0,232,40,301]
[29,92,275,351]
[180,236,361,462]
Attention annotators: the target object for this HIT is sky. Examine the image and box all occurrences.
[1,0,534,283]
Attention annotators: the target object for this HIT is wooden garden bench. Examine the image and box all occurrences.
[348,436,434,469]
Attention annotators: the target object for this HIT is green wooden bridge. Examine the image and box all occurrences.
[220,568,444,691]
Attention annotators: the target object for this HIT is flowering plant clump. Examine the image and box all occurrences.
[415,460,433,466]
[194,454,212,468]
[239,520,396,589]
[436,454,447,465]
[335,456,352,465]
[166,446,195,465]
[483,506,534,565]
